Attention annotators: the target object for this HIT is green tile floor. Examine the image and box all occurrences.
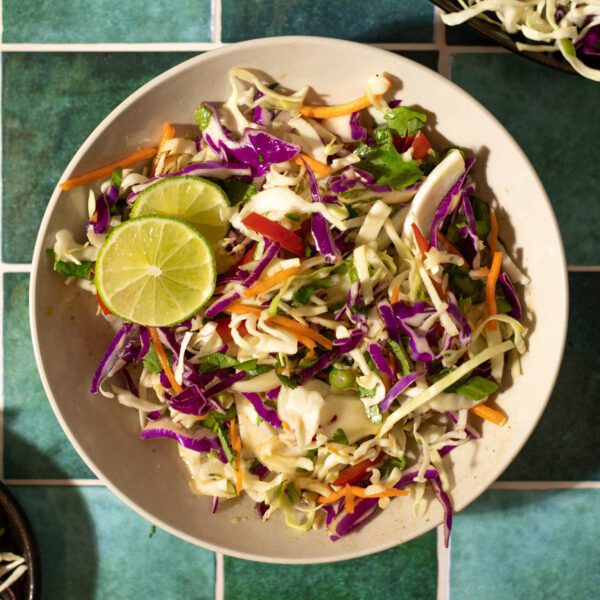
[1,2,598,599]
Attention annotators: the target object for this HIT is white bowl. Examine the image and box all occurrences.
[30,36,568,564]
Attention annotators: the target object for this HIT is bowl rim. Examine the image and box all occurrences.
[29,35,569,564]
[0,482,41,599]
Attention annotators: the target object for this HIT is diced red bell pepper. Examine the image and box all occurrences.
[242,212,304,256]
[412,131,431,160]
[97,294,111,315]
[333,452,384,486]
[215,317,247,343]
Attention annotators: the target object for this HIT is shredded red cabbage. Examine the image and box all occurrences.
[242,392,282,429]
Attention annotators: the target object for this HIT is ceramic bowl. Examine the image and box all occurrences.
[0,482,40,599]
[30,36,568,563]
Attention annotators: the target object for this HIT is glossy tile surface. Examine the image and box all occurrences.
[224,531,437,600]
[451,489,600,599]
[451,53,600,264]
[11,486,215,598]
[2,0,212,43]
[3,274,92,478]
[2,52,196,263]
[222,0,434,43]
[502,272,600,481]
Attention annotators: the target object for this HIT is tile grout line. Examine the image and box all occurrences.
[433,7,450,79]
[214,552,224,600]
[436,526,451,600]
[0,34,4,479]
[212,0,222,45]
[4,479,106,486]
[0,42,513,53]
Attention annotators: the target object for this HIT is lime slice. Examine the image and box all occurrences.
[95,215,216,326]
[130,176,229,245]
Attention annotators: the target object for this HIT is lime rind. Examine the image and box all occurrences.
[130,175,230,245]
[95,215,216,327]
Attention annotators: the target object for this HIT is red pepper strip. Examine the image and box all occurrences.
[412,131,431,160]
[411,223,430,260]
[215,317,247,343]
[333,452,384,486]
[242,212,304,256]
[240,244,255,265]
[97,294,111,315]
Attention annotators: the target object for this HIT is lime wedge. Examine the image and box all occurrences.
[95,215,216,326]
[130,176,229,245]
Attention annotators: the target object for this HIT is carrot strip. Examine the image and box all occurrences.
[267,315,333,350]
[294,333,316,352]
[489,208,498,256]
[293,153,332,178]
[470,267,490,278]
[318,488,347,504]
[225,303,263,316]
[344,485,355,514]
[300,78,391,119]
[229,419,243,495]
[151,123,176,176]
[486,252,503,330]
[411,223,430,260]
[325,443,346,457]
[244,267,300,298]
[59,146,158,191]
[148,327,182,394]
[349,487,408,499]
[282,421,291,431]
[391,284,400,304]
[437,231,465,264]
[469,403,507,426]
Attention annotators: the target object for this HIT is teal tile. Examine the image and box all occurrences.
[501,273,600,481]
[10,486,214,599]
[3,274,92,478]
[451,53,600,264]
[397,51,439,72]
[2,0,211,43]
[445,22,496,45]
[222,0,434,43]
[224,531,437,600]
[2,52,196,263]
[451,489,600,599]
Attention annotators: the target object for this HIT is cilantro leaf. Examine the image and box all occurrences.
[380,455,407,478]
[214,422,236,468]
[357,142,423,190]
[198,352,239,373]
[111,167,123,188]
[331,428,349,445]
[291,277,333,307]
[217,178,257,206]
[384,106,427,137]
[285,482,300,503]
[276,372,298,389]
[47,249,94,279]
[203,403,237,429]
[387,340,411,377]
[143,344,172,374]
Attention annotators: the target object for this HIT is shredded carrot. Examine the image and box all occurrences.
[229,419,243,495]
[318,484,409,505]
[318,488,347,504]
[267,315,333,350]
[244,267,300,298]
[489,208,498,256]
[282,421,291,431]
[391,284,400,304]
[148,327,182,393]
[486,251,503,330]
[305,347,316,360]
[300,78,390,119]
[349,487,408,499]
[151,123,176,176]
[344,485,355,514]
[293,153,332,178]
[294,333,316,352]
[411,223,430,260]
[59,146,158,191]
[437,231,465,265]
[225,303,263,316]
[325,443,346,457]
[469,403,507,426]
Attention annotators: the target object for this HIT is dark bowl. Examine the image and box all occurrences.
[0,483,40,600]
[430,0,578,75]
